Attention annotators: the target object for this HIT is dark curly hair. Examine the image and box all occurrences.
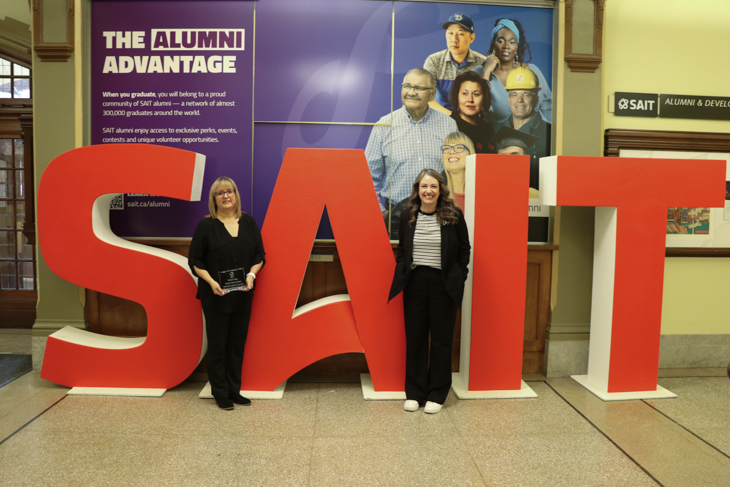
[448,70,491,122]
[487,18,532,65]
[407,169,459,227]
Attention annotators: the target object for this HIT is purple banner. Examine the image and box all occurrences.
[254,0,393,124]
[91,0,254,237]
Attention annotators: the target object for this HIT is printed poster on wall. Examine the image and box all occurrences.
[91,0,554,241]
[91,1,254,237]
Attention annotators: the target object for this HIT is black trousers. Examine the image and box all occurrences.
[403,266,458,405]
[203,292,253,400]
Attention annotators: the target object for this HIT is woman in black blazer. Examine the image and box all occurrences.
[388,169,471,414]
[189,177,265,410]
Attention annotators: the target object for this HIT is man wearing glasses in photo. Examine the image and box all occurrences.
[495,66,551,191]
[365,68,457,238]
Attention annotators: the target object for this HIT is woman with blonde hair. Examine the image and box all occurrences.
[441,131,475,211]
[189,177,265,410]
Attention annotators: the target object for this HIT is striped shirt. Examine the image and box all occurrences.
[365,106,457,211]
[412,212,441,270]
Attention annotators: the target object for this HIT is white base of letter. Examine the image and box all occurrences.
[571,375,676,401]
[68,387,166,397]
[360,374,406,400]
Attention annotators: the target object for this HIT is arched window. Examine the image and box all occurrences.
[0,59,31,99]
[0,53,35,327]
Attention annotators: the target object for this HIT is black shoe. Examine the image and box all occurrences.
[215,397,234,410]
[229,393,251,406]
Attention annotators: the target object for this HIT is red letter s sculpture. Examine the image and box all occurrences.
[38,144,205,390]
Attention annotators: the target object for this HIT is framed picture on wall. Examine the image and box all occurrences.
[605,129,730,255]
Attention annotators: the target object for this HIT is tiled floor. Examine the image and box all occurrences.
[1,331,730,486]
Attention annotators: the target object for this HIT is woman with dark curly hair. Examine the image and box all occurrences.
[388,169,471,415]
[448,70,496,154]
[475,18,552,124]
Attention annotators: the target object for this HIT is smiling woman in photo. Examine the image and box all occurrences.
[447,71,495,154]
[441,132,475,211]
[476,18,552,124]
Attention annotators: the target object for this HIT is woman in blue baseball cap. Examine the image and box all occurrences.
[475,18,552,124]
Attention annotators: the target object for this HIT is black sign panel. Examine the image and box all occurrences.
[614,92,659,117]
[659,94,730,121]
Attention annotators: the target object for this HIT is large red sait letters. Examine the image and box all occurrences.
[38,144,205,389]
[466,154,530,391]
[543,156,726,393]
[241,148,406,391]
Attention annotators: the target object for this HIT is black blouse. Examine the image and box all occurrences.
[188,214,265,312]
[450,112,497,154]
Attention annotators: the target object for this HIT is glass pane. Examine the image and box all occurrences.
[15,64,30,77]
[1,171,10,198]
[0,230,15,258]
[15,169,23,198]
[16,200,24,227]
[16,231,33,260]
[0,201,13,228]
[0,78,10,98]
[0,140,10,167]
[14,140,23,168]
[0,169,10,198]
[0,261,16,290]
[14,78,30,98]
[18,261,34,290]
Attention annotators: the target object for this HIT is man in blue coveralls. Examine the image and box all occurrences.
[423,13,486,114]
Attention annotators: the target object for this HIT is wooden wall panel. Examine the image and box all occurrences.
[85,241,554,377]
[0,291,36,328]
[522,248,553,373]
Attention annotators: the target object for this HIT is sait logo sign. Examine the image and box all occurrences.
[615,92,659,118]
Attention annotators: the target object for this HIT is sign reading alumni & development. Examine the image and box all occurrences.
[615,92,730,121]
[659,94,730,121]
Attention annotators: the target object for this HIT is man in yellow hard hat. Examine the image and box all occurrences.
[496,66,551,190]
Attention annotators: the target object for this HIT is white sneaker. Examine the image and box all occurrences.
[403,400,420,412]
[424,401,442,414]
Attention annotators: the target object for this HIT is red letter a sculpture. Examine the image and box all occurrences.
[241,149,406,394]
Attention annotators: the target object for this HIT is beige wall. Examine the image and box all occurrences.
[32,1,86,333]
[604,0,730,335]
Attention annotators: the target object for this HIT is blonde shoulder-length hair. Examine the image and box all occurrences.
[207,177,242,219]
[443,131,475,197]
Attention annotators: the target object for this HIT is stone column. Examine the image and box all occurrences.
[31,0,85,372]
[545,0,605,376]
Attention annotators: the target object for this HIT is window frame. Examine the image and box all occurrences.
[0,58,32,100]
